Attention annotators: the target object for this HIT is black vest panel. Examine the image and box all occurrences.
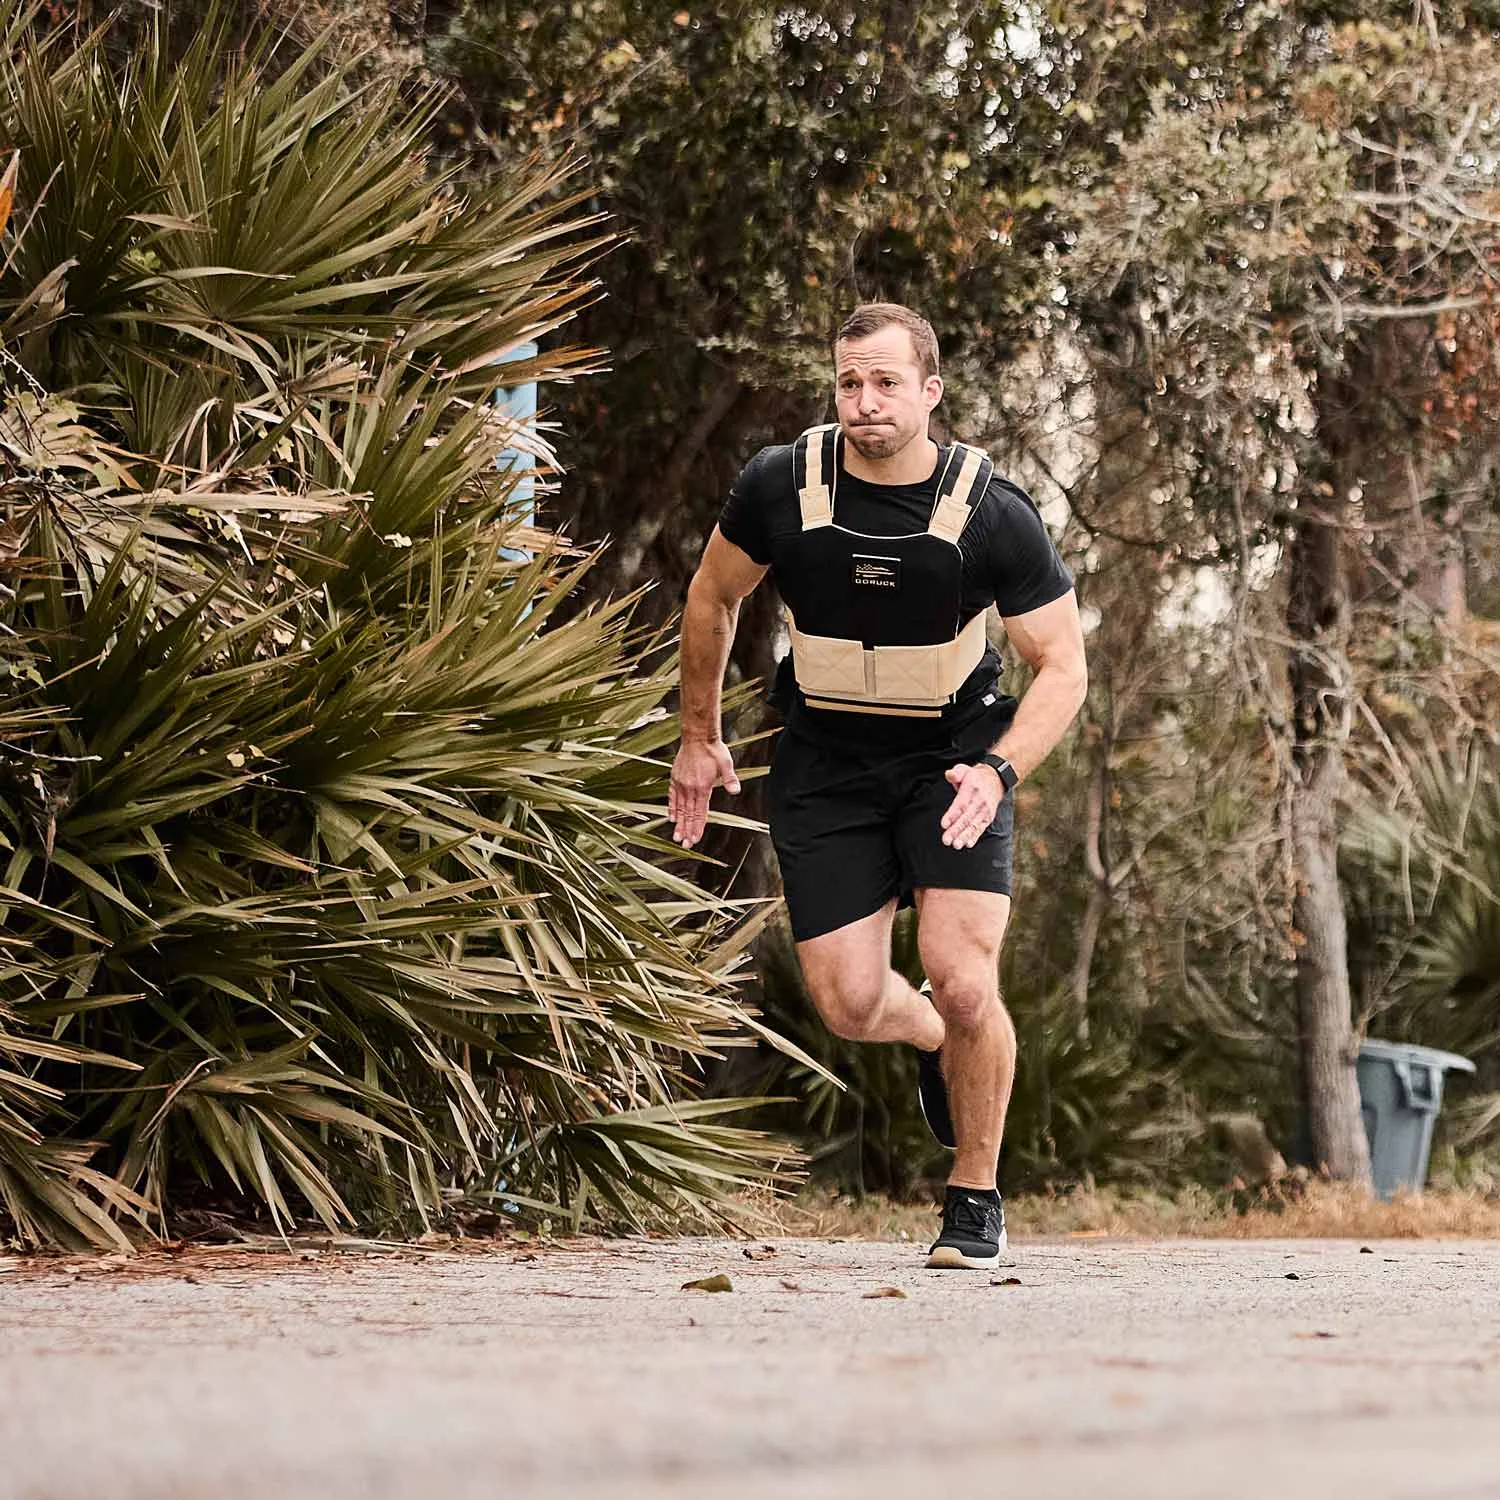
[777,525,963,648]
[774,432,984,649]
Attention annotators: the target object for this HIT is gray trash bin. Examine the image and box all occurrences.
[1356,1038,1476,1199]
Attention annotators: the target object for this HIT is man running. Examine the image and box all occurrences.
[669,303,1086,1268]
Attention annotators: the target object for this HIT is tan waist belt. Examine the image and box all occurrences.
[787,611,988,717]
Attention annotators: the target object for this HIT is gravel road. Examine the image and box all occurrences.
[3,1235,1499,1500]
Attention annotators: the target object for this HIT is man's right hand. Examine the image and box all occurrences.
[669,738,741,848]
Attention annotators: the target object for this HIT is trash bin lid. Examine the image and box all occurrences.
[1359,1037,1477,1074]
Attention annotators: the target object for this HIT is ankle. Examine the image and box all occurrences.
[947,1179,1000,1199]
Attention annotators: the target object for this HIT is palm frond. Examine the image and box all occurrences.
[0,0,797,1249]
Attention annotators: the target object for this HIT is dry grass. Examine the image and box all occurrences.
[748,1181,1500,1242]
[1017,1182,1500,1239]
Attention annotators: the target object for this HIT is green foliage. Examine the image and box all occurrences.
[1342,736,1500,1160]
[1053,6,1500,1180]
[0,4,797,1249]
[1065,16,1500,556]
[434,2,1058,379]
[1345,739,1500,1075]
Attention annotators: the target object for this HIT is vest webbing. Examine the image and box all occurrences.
[793,426,995,542]
[788,610,990,715]
[784,425,996,713]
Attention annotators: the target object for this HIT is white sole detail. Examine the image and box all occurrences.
[925,1227,1008,1269]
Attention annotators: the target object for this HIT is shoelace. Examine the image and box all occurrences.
[945,1193,998,1238]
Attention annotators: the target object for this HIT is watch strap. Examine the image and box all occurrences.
[979,753,1019,792]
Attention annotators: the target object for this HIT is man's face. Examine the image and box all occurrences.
[834,327,942,462]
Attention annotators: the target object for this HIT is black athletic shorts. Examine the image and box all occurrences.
[766,727,1015,943]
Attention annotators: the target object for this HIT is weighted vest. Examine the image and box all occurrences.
[777,424,995,719]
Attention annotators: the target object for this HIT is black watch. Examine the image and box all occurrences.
[979,753,1019,792]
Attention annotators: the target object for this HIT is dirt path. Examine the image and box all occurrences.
[4,1235,1499,1500]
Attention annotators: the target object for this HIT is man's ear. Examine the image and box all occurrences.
[925,375,944,412]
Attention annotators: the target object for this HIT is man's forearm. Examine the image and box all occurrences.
[991,661,1087,781]
[679,579,740,744]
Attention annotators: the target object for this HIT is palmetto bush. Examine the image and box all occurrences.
[1344,739,1500,1148]
[0,6,797,1249]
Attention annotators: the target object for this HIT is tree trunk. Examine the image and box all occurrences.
[1285,505,1373,1185]
[1289,741,1371,1181]
[1068,749,1112,1040]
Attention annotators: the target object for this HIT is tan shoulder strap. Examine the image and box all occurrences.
[927,442,995,544]
[794,423,840,530]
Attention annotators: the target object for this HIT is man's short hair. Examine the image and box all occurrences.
[835,303,940,380]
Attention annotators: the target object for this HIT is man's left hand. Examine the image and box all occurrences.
[940,762,1004,849]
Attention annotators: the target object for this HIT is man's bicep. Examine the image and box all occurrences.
[999,591,1085,673]
[695,526,769,605]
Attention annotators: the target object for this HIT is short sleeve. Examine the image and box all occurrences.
[987,479,1074,617]
[717,447,776,566]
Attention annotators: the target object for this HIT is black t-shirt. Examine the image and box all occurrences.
[718,441,1074,752]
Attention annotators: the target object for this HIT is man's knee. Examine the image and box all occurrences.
[805,972,886,1041]
[796,903,898,1043]
[820,988,886,1042]
[928,969,1008,1033]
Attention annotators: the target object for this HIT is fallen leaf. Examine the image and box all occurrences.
[742,1244,778,1260]
[1285,1272,1301,1280]
[779,1279,803,1292]
[1359,1246,1373,1254]
[682,1273,733,1293]
[990,1276,1023,1287]
[1294,1330,1337,1340]
[862,1285,907,1299]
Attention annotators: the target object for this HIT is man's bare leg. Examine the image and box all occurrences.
[914,888,1014,1189]
[796,900,945,1051]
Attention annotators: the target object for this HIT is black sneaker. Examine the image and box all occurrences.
[914,980,955,1150]
[927,1187,1007,1269]
[915,1046,956,1149]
